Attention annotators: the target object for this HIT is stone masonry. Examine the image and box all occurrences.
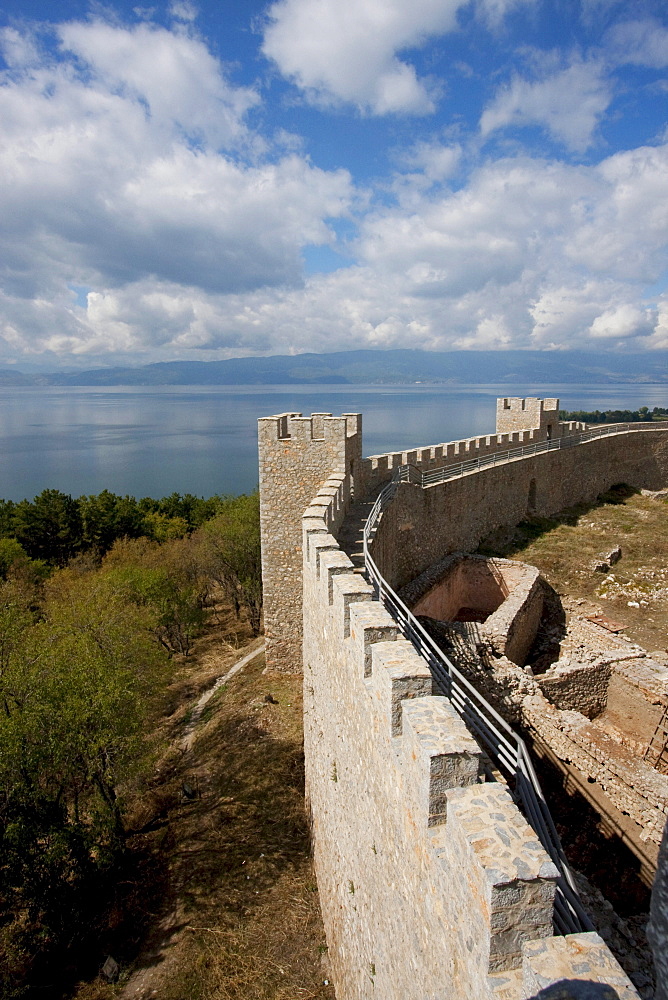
[256,402,668,999]
[258,411,362,672]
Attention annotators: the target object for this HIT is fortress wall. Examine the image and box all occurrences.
[362,412,585,493]
[258,412,362,672]
[301,487,641,1000]
[363,427,542,492]
[371,428,668,592]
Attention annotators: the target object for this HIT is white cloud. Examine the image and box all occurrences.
[480,58,612,152]
[262,0,459,114]
[58,19,258,149]
[169,1,198,23]
[588,303,655,339]
[262,0,529,115]
[1,13,667,364]
[606,17,668,69]
[0,18,353,312]
[9,140,664,363]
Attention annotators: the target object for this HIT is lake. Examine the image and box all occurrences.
[0,383,665,501]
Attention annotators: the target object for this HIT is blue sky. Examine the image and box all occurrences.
[0,0,667,367]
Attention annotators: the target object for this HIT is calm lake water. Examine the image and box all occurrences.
[0,383,666,501]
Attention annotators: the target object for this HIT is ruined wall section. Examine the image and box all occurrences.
[372,428,668,592]
[301,487,640,1000]
[258,412,361,672]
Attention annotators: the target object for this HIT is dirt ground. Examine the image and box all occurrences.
[72,613,334,1000]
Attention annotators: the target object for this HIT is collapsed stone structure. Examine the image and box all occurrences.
[258,399,668,1000]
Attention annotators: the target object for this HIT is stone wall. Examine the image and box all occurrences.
[537,659,613,718]
[301,484,640,1000]
[258,411,362,672]
[257,403,668,999]
[361,397,584,493]
[371,428,668,592]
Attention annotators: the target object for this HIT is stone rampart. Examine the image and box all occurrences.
[362,415,584,493]
[371,428,668,591]
[301,483,640,1000]
[257,404,668,999]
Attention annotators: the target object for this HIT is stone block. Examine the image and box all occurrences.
[523,933,640,999]
[331,573,374,637]
[441,783,558,972]
[320,550,355,601]
[348,602,400,677]
[370,640,432,735]
[401,696,482,824]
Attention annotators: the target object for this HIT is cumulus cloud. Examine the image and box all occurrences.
[6,138,665,364]
[0,11,667,364]
[480,58,612,152]
[0,17,353,311]
[57,19,259,149]
[261,0,457,114]
[261,0,532,115]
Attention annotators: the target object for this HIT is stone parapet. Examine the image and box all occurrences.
[522,932,640,999]
[299,477,639,1000]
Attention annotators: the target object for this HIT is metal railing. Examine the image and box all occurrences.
[361,449,604,934]
[401,421,660,489]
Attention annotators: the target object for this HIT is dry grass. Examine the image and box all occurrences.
[477,486,668,652]
[70,612,333,1000]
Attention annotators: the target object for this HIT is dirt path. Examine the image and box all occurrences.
[119,640,266,1000]
[180,641,266,752]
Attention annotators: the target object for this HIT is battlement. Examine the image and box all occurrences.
[300,482,641,1000]
[259,411,361,442]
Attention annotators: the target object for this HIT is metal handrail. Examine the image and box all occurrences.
[400,421,660,489]
[361,434,614,934]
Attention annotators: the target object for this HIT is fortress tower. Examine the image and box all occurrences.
[258,411,362,672]
[496,396,561,439]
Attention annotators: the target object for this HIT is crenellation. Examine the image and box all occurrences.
[348,602,400,678]
[332,574,374,637]
[401,696,482,824]
[369,639,433,735]
[319,549,355,600]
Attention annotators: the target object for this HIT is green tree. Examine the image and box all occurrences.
[79,490,144,554]
[13,489,82,565]
[197,491,262,634]
[0,570,168,988]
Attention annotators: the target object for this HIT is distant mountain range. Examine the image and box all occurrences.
[0,349,667,386]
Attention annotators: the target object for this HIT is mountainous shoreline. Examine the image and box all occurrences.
[0,349,667,386]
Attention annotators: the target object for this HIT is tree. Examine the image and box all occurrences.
[0,569,168,988]
[79,490,145,554]
[13,489,82,565]
[197,491,262,634]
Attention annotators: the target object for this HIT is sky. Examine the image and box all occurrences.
[0,0,667,368]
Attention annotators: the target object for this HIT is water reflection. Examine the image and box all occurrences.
[0,383,663,500]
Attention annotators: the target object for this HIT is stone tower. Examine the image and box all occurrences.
[496,396,561,439]
[258,412,362,672]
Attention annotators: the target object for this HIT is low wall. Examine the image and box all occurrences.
[362,421,584,493]
[537,659,613,719]
[371,428,668,591]
[301,486,640,1000]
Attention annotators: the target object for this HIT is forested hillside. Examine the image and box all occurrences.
[0,489,262,997]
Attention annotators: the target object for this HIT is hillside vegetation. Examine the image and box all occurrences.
[0,490,263,997]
